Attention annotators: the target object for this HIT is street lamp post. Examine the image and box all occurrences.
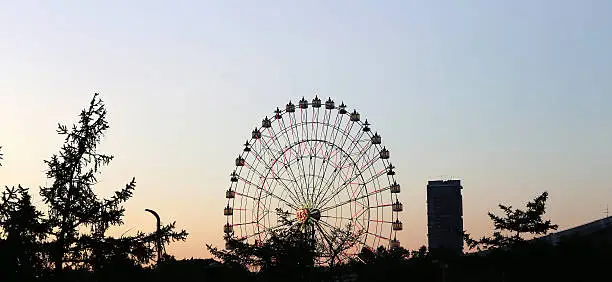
[432,259,448,282]
[145,209,162,264]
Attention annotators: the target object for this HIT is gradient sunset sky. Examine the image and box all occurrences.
[1,1,611,259]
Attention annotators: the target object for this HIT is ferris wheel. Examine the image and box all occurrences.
[223,96,403,263]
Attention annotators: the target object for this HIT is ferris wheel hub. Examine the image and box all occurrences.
[296,208,321,223]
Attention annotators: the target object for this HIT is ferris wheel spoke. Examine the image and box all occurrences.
[232,221,259,227]
[319,214,366,231]
[335,116,357,158]
[282,114,310,204]
[312,107,321,144]
[295,146,315,204]
[255,207,294,223]
[285,134,308,204]
[302,109,321,203]
[319,184,392,213]
[238,176,298,210]
[365,231,390,241]
[320,214,355,221]
[368,219,394,224]
[321,207,367,230]
[318,219,368,247]
[266,126,306,205]
[234,191,257,200]
[316,222,344,251]
[242,160,301,207]
[314,221,336,258]
[314,129,368,206]
[318,171,373,210]
[313,144,351,205]
[311,142,335,195]
[275,117,310,205]
[316,164,357,209]
[258,190,298,210]
[313,112,343,197]
[315,159,356,208]
[311,109,327,203]
[293,112,314,204]
[234,192,265,215]
[300,109,310,151]
[261,190,298,210]
[252,138,303,206]
[274,177,298,182]
[313,109,350,193]
[370,203,393,209]
[316,153,385,209]
[239,222,288,241]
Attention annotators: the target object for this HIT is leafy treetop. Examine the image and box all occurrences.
[465,191,558,251]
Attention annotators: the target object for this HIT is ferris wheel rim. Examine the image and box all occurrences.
[224,96,403,258]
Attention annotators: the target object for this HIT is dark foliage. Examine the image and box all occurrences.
[351,245,412,282]
[207,208,366,282]
[207,210,318,281]
[39,93,141,273]
[37,94,188,274]
[464,191,558,251]
[0,185,48,280]
[0,94,187,281]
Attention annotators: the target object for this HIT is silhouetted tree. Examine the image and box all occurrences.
[150,257,251,282]
[317,222,362,269]
[208,210,317,281]
[38,93,187,275]
[208,208,362,281]
[410,245,428,259]
[0,148,47,280]
[0,185,48,280]
[464,191,558,251]
[352,245,412,282]
[209,228,316,281]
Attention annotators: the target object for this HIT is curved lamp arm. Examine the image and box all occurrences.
[145,209,162,263]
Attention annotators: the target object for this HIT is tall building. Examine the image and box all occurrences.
[427,180,464,256]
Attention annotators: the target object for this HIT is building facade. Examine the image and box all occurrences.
[427,180,464,256]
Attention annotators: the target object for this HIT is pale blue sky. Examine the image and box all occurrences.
[1,1,611,258]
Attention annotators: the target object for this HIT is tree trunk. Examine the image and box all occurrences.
[54,236,64,274]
